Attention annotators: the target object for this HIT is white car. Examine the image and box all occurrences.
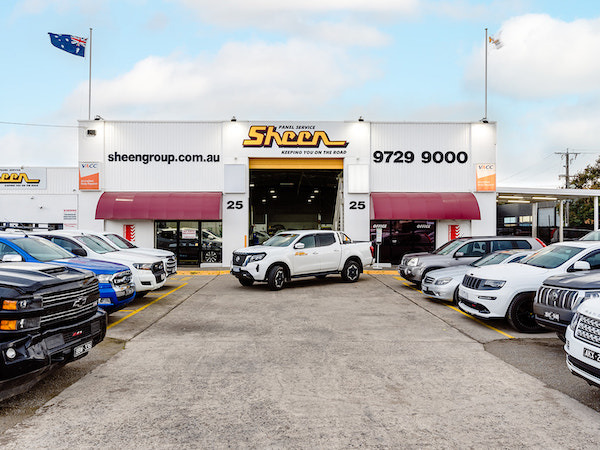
[458,241,600,332]
[32,230,167,294]
[565,296,600,387]
[90,231,177,277]
[421,250,533,303]
[231,230,373,290]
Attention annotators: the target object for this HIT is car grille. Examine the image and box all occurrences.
[423,276,435,284]
[536,287,579,310]
[575,315,600,346]
[151,261,166,282]
[232,253,248,266]
[166,256,177,275]
[462,275,483,289]
[113,270,133,287]
[40,279,99,328]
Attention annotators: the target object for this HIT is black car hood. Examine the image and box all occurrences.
[543,270,600,290]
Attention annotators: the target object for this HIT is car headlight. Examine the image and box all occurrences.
[133,263,153,270]
[97,274,113,283]
[435,277,453,285]
[407,258,419,267]
[570,312,581,331]
[248,253,266,263]
[482,279,506,289]
[577,291,600,310]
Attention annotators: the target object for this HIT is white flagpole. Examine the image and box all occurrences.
[88,27,92,120]
[484,27,488,121]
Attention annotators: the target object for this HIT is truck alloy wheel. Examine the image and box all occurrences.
[268,265,286,290]
[342,260,360,282]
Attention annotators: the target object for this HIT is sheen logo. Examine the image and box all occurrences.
[0,172,40,185]
[243,126,349,148]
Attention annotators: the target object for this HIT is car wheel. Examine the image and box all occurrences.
[238,278,254,287]
[341,260,360,282]
[506,293,545,333]
[267,265,286,290]
[203,250,220,263]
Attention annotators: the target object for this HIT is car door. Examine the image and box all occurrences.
[291,234,321,274]
[317,233,341,272]
[454,240,490,265]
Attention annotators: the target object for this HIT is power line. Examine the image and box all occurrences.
[0,120,82,129]
[498,153,556,182]
[556,148,580,188]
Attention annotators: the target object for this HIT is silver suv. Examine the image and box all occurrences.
[398,236,545,285]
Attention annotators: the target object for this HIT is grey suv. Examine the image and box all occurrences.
[398,236,545,285]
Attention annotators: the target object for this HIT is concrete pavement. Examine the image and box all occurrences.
[1,273,599,448]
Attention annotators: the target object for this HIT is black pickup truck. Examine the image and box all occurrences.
[534,269,600,340]
[0,262,106,400]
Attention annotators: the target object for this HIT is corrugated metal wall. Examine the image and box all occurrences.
[103,122,223,192]
[370,123,474,192]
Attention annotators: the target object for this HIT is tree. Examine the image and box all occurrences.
[568,157,600,227]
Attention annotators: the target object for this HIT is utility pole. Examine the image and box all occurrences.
[556,148,580,227]
[556,148,580,188]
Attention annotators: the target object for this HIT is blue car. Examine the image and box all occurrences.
[0,232,136,313]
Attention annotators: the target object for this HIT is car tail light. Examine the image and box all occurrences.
[536,238,546,247]
[370,246,375,257]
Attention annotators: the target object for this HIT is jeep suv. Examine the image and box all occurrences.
[398,236,545,285]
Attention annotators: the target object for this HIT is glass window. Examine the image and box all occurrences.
[581,251,600,270]
[492,240,514,251]
[513,240,533,249]
[472,252,512,267]
[524,245,585,269]
[456,241,489,257]
[263,233,299,247]
[104,234,137,249]
[11,237,75,262]
[201,222,222,264]
[74,235,118,254]
[434,239,468,255]
[50,236,84,254]
[0,242,20,258]
[297,235,316,249]
[317,233,336,247]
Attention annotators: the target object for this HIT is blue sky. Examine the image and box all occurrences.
[2,0,600,188]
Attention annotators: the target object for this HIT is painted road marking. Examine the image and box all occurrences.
[107,283,188,330]
[395,277,515,339]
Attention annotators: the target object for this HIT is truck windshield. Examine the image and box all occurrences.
[472,252,512,267]
[263,234,299,247]
[12,237,75,262]
[103,233,137,249]
[523,245,585,269]
[433,239,467,255]
[75,235,118,254]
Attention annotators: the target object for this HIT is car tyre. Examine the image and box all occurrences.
[341,260,361,283]
[506,293,545,333]
[239,278,254,287]
[453,287,460,305]
[267,265,286,291]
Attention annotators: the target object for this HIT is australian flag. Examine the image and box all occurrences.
[48,33,87,57]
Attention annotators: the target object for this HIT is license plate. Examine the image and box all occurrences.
[544,311,560,322]
[583,347,600,362]
[74,341,92,358]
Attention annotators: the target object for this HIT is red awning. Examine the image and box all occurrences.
[95,192,222,220]
[371,193,480,220]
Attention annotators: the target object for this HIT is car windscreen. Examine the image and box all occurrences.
[581,231,600,241]
[263,234,299,247]
[11,237,75,262]
[433,239,467,255]
[104,233,137,249]
[471,252,512,267]
[523,245,585,269]
[75,235,118,254]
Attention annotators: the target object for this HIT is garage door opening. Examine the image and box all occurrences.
[249,159,343,244]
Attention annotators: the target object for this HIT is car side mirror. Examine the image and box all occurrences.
[71,248,87,257]
[294,243,305,249]
[573,261,591,271]
[2,254,23,262]
[454,252,465,258]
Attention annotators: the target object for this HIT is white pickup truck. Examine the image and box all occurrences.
[230,230,374,290]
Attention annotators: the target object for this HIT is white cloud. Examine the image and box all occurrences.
[61,39,379,120]
[466,14,600,99]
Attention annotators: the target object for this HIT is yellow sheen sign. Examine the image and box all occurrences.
[243,126,348,148]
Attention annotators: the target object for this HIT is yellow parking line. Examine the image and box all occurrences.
[176,270,230,275]
[396,278,515,339]
[365,269,398,275]
[180,276,192,281]
[107,283,188,329]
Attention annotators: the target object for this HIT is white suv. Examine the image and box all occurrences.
[33,230,167,294]
[458,242,600,332]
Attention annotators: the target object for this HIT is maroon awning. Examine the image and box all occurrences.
[95,192,222,220]
[371,193,480,220]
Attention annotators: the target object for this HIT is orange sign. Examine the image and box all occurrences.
[79,162,100,190]
[476,163,496,191]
